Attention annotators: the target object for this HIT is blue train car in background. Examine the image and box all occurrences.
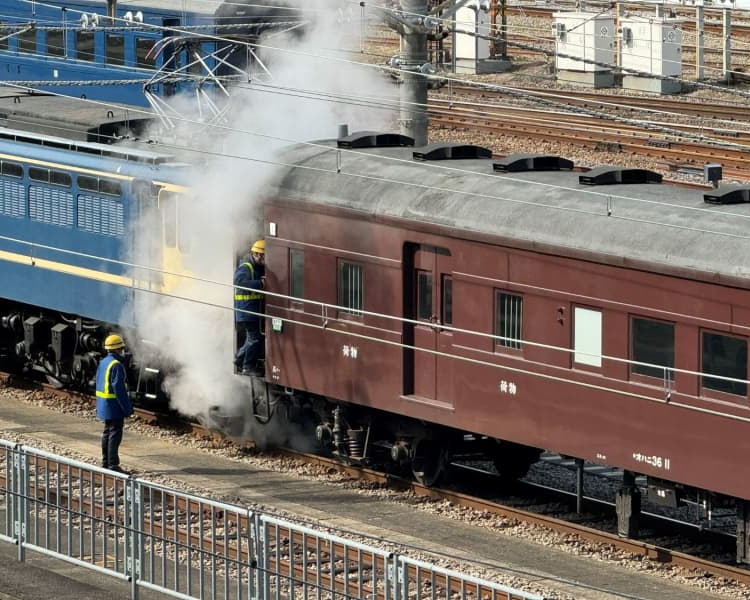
[0,0,299,106]
[0,89,191,394]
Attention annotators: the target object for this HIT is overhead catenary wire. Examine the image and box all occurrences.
[6,0,750,144]
[5,75,750,251]
[4,2,750,241]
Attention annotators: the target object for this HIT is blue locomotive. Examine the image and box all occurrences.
[0,89,190,393]
[0,0,299,106]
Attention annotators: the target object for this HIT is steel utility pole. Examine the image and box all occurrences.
[398,0,430,145]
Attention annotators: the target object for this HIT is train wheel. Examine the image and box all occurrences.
[491,440,541,482]
[411,438,448,487]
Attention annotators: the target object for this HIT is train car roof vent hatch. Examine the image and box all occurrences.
[704,185,750,205]
[493,153,574,172]
[413,143,492,161]
[337,131,414,149]
[579,166,663,185]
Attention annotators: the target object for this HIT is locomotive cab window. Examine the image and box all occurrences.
[159,192,177,249]
[495,291,522,350]
[631,317,674,380]
[702,331,747,397]
[338,260,363,316]
[0,23,8,50]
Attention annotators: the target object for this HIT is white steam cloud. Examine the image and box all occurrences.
[128,0,397,443]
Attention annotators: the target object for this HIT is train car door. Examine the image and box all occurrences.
[404,244,453,404]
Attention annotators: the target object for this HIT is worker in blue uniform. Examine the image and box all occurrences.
[96,334,134,473]
[234,240,266,376]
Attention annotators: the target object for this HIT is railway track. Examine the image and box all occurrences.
[2,372,750,589]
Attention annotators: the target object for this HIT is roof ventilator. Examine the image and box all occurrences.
[337,131,414,149]
[493,154,574,172]
[704,186,750,205]
[413,143,492,161]
[579,166,662,185]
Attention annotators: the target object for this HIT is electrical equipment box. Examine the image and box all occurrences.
[553,12,615,72]
[619,17,682,77]
[454,2,491,73]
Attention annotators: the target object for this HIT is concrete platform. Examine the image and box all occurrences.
[0,539,165,600]
[0,391,742,600]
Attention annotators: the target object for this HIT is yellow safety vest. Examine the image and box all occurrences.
[234,262,263,301]
[96,359,127,399]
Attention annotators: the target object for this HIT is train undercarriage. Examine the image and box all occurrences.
[3,298,750,565]
[0,301,164,403]
[234,377,750,565]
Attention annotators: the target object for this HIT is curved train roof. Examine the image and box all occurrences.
[270,139,750,287]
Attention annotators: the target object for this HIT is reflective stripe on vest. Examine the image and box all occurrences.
[234,262,263,301]
[96,359,120,399]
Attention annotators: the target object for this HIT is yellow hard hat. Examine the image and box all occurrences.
[250,240,265,254]
[104,334,125,351]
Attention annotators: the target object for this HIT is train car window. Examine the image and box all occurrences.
[573,306,601,367]
[290,249,305,304]
[417,271,433,320]
[78,175,98,192]
[442,276,453,326]
[29,167,49,183]
[160,193,177,248]
[76,31,95,61]
[701,332,747,397]
[99,179,122,196]
[47,30,65,57]
[18,29,37,54]
[495,292,522,350]
[631,317,674,380]
[50,170,72,187]
[0,24,8,50]
[136,38,155,68]
[1,161,22,178]
[338,261,363,315]
[106,34,125,65]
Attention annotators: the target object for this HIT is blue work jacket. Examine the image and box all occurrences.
[95,352,134,420]
[233,255,265,323]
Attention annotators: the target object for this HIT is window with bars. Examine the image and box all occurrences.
[338,261,363,316]
[495,291,522,349]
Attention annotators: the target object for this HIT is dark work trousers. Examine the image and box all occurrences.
[101,419,125,468]
[235,320,263,372]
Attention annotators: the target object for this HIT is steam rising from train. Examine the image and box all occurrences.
[127,0,397,436]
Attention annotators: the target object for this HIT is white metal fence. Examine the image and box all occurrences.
[0,439,544,600]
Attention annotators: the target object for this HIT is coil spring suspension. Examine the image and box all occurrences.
[347,428,364,459]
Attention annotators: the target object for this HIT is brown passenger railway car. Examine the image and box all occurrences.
[259,133,750,563]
